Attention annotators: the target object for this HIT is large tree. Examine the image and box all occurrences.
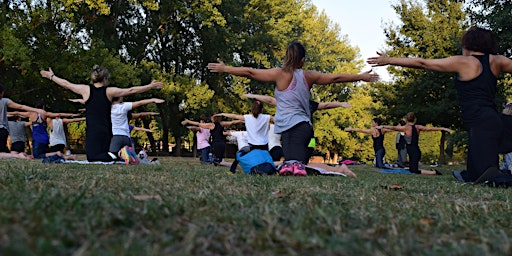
[381,0,468,163]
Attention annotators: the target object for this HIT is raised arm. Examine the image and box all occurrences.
[221,119,243,127]
[130,112,159,119]
[62,117,86,124]
[132,98,165,109]
[131,126,154,133]
[46,112,80,118]
[344,127,375,135]
[208,60,282,83]
[317,102,351,110]
[416,125,453,133]
[7,100,45,116]
[242,94,277,106]
[215,113,245,121]
[367,52,470,74]
[181,119,214,129]
[107,81,163,98]
[40,68,89,97]
[305,69,379,86]
[377,125,407,133]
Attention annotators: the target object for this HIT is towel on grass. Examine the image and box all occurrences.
[379,169,414,174]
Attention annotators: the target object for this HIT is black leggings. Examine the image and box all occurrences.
[0,128,9,153]
[407,145,421,174]
[281,122,313,164]
[466,116,502,181]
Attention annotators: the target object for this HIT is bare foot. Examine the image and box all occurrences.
[65,154,77,160]
[337,164,357,177]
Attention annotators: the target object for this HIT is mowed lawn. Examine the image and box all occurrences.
[0,157,511,255]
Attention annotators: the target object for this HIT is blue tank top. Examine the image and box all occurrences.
[32,113,49,144]
[455,54,498,127]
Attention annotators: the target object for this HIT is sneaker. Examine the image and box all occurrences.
[119,146,130,165]
[279,162,293,176]
[119,146,139,165]
[293,162,307,176]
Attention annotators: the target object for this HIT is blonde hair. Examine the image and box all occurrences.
[91,65,110,84]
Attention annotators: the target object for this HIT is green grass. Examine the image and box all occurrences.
[0,157,511,255]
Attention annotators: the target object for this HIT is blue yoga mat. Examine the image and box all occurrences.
[379,169,414,174]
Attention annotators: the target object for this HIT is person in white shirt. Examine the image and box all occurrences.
[109,97,164,157]
[47,113,85,160]
[215,101,273,150]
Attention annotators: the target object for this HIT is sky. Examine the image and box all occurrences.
[310,0,401,81]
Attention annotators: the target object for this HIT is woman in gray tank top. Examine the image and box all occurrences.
[208,42,378,176]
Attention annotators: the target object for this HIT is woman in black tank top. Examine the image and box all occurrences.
[380,112,452,175]
[368,27,512,182]
[40,65,163,162]
[344,117,393,168]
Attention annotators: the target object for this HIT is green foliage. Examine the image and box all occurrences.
[333,85,383,162]
[384,0,467,129]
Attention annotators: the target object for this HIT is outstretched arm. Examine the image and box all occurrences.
[130,112,159,119]
[7,101,45,116]
[377,125,407,133]
[40,68,89,97]
[367,52,467,74]
[208,60,282,83]
[344,127,374,135]
[242,94,277,106]
[416,125,453,133]
[62,117,86,124]
[317,102,351,110]
[131,126,155,133]
[181,119,214,129]
[215,113,245,121]
[107,81,163,98]
[132,98,165,109]
[46,112,80,118]
[306,69,379,85]
[221,119,243,127]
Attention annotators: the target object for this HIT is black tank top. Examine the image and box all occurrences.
[410,124,419,147]
[211,122,225,143]
[455,54,498,127]
[372,128,384,151]
[85,85,111,132]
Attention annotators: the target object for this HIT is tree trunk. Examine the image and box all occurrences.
[174,136,182,157]
[439,131,446,164]
[142,118,156,152]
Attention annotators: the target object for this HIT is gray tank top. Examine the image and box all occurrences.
[274,69,311,133]
[0,98,9,131]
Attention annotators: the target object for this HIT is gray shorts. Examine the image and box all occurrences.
[109,135,132,153]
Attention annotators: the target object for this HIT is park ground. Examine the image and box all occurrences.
[0,156,511,255]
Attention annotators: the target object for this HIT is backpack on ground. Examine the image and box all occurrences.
[236,149,277,175]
